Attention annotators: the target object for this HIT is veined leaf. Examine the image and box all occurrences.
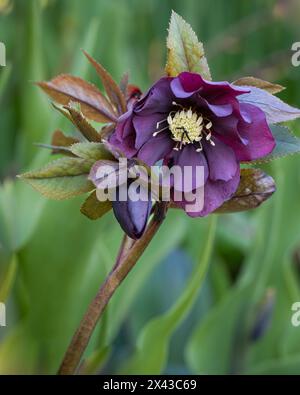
[19,176,93,200]
[19,157,94,200]
[37,74,117,123]
[215,168,275,214]
[51,130,79,148]
[239,87,300,124]
[47,129,79,156]
[165,11,211,80]
[80,191,112,220]
[233,76,285,94]
[70,142,114,161]
[253,125,300,163]
[83,50,127,115]
[64,105,102,142]
[20,157,93,178]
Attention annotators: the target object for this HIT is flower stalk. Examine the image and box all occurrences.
[58,203,168,375]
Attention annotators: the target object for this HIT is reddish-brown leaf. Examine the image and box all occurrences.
[64,105,102,142]
[100,124,115,140]
[83,51,127,115]
[37,74,117,123]
[119,73,129,97]
[233,76,285,94]
[50,130,79,156]
[215,168,276,214]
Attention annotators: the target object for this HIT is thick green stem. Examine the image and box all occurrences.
[58,204,167,375]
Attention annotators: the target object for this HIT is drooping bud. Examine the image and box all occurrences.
[112,182,152,239]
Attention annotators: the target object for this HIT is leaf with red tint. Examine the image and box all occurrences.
[215,168,276,214]
[64,105,102,142]
[83,51,127,115]
[37,74,117,123]
[233,76,285,94]
[126,84,142,102]
[50,130,79,156]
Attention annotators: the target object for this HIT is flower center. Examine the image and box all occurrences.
[153,103,215,152]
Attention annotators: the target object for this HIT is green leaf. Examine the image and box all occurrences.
[120,216,216,374]
[0,254,17,301]
[20,157,93,178]
[0,63,11,98]
[80,346,111,374]
[106,210,188,344]
[165,11,211,79]
[0,180,45,251]
[246,356,300,375]
[14,196,116,373]
[248,125,300,165]
[19,157,94,200]
[185,284,251,374]
[70,142,114,162]
[260,125,300,162]
[80,191,112,220]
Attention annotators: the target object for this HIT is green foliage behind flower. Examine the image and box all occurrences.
[1,0,300,374]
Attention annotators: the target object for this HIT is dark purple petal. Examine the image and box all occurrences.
[212,115,248,145]
[133,113,168,149]
[135,77,173,115]
[171,73,202,99]
[109,131,137,158]
[204,138,238,182]
[115,109,133,140]
[215,104,276,161]
[170,145,209,192]
[138,133,174,165]
[171,72,249,99]
[239,86,300,124]
[177,167,240,217]
[206,94,251,122]
[198,96,233,117]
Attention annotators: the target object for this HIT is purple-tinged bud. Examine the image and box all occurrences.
[112,183,152,239]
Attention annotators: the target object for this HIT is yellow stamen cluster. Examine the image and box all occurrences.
[166,108,214,151]
[152,104,215,152]
[168,109,203,145]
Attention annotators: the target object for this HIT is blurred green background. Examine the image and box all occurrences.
[1,0,300,375]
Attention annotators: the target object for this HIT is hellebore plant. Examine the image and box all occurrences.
[19,11,300,374]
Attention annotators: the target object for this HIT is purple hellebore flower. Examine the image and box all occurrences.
[110,71,278,217]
